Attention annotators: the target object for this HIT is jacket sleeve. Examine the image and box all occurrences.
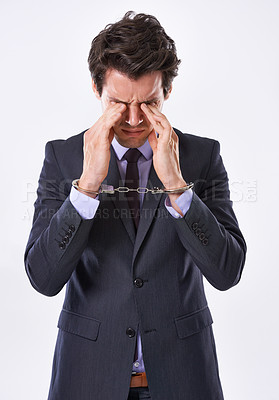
[24,141,95,296]
[174,140,246,291]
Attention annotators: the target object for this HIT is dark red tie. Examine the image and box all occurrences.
[123,148,141,229]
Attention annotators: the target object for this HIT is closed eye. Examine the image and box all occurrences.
[143,100,159,106]
[108,97,159,106]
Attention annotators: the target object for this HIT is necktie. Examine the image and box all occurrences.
[123,148,141,229]
[124,148,142,364]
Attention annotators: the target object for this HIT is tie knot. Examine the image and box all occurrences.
[123,148,142,163]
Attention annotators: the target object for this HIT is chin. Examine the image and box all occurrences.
[115,135,148,149]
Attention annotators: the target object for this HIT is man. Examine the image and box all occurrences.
[25,11,246,400]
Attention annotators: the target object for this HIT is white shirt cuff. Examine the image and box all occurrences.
[165,189,193,218]
[69,186,100,220]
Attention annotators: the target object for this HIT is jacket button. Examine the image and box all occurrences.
[195,228,201,236]
[67,229,72,238]
[199,232,205,240]
[63,235,70,244]
[59,241,66,250]
[69,224,75,232]
[126,328,135,338]
[134,278,144,288]
[202,238,209,246]
[192,222,198,231]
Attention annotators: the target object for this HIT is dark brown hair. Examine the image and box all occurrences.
[88,11,181,97]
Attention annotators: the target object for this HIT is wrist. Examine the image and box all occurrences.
[163,178,187,191]
[165,179,188,217]
[79,175,101,192]
[168,193,183,216]
[74,177,101,199]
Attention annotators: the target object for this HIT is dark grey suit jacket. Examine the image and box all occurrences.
[24,128,246,400]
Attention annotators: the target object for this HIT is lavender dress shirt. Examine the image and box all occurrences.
[69,137,193,373]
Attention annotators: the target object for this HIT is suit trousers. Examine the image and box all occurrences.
[128,387,151,399]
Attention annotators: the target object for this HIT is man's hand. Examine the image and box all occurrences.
[141,103,187,215]
[79,102,126,198]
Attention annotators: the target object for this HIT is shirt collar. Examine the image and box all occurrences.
[112,137,153,161]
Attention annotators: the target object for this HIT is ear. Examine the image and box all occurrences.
[92,79,101,100]
[164,84,172,101]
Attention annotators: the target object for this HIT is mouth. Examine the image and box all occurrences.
[121,129,145,137]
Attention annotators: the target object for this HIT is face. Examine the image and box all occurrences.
[93,69,171,148]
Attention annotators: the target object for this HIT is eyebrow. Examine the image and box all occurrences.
[108,97,160,105]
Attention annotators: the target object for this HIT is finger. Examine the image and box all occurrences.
[89,103,126,141]
[105,101,126,114]
[108,127,115,144]
[141,102,159,117]
[148,129,157,152]
[141,104,163,129]
[142,103,163,117]
[171,128,178,144]
[110,102,126,113]
[142,109,172,146]
[141,103,170,131]
[104,103,126,126]
[141,103,170,128]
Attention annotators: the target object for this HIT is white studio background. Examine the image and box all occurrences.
[0,0,278,399]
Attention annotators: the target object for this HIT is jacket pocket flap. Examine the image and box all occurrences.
[58,309,101,341]
[175,306,213,339]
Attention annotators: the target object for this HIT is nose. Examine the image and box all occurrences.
[124,104,144,127]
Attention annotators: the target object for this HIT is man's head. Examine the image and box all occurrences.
[88,11,180,97]
[88,11,180,148]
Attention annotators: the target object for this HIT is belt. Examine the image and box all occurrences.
[130,372,148,387]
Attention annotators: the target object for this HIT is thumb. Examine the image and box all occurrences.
[109,127,115,144]
[148,129,157,152]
